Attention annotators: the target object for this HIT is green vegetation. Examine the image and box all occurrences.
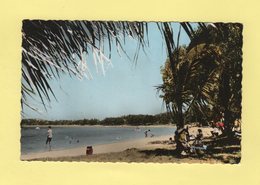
[22,22,242,133]
[158,23,242,132]
[21,22,242,162]
[21,113,172,126]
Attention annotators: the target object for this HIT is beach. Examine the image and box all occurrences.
[21,125,176,154]
[21,126,217,161]
[21,134,173,160]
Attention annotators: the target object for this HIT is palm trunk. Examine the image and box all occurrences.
[176,97,184,129]
[220,66,233,136]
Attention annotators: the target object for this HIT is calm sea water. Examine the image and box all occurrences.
[21,126,176,154]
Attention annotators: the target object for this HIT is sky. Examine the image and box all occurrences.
[22,23,192,120]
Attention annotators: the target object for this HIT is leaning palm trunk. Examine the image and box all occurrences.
[176,97,184,128]
[159,23,188,129]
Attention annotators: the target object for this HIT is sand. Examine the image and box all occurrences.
[21,126,214,161]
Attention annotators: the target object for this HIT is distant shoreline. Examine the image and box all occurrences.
[22,124,176,128]
[21,113,173,128]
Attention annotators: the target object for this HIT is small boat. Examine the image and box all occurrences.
[35,127,40,130]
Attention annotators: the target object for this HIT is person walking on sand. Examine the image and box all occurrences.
[46,126,52,151]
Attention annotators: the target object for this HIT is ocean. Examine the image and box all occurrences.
[21,126,176,154]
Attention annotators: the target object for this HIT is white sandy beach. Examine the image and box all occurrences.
[21,126,214,161]
[21,134,172,160]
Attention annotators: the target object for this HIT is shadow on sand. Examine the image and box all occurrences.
[140,136,241,164]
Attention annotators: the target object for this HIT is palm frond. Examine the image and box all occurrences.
[22,20,149,110]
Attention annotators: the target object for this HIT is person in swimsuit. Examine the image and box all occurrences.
[46,126,52,151]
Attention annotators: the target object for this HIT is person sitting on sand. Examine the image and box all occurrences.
[194,129,203,146]
[46,126,52,151]
[175,129,190,155]
[216,122,225,132]
[211,125,220,138]
[184,126,191,141]
[232,119,241,137]
[215,112,225,132]
[169,137,173,144]
[209,120,214,127]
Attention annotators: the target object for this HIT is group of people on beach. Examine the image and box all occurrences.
[173,112,242,156]
[174,126,205,156]
[209,112,241,138]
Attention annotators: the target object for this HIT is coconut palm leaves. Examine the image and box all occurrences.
[156,22,198,128]
[22,20,149,110]
[22,20,242,131]
[21,20,203,112]
[158,23,242,130]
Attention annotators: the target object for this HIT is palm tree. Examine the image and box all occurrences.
[158,23,242,133]
[22,20,202,111]
[23,20,233,129]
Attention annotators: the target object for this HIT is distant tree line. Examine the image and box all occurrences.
[21,113,173,126]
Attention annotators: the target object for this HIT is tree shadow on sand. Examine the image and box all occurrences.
[140,136,241,164]
[140,148,178,157]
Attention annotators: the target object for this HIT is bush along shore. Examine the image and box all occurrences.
[21,113,174,126]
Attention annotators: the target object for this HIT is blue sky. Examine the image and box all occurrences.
[23,23,192,120]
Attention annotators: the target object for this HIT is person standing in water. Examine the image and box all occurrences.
[144,129,150,137]
[46,126,52,151]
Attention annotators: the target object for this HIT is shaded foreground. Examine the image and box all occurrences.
[31,135,241,164]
